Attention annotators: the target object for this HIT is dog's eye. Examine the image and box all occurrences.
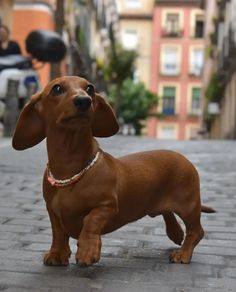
[86,84,95,97]
[52,84,64,96]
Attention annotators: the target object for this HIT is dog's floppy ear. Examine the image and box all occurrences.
[12,92,45,150]
[92,93,119,137]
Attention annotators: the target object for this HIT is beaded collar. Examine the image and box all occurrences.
[46,151,100,187]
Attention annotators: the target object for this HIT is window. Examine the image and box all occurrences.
[162,87,176,115]
[190,49,204,76]
[191,87,201,115]
[126,0,141,8]
[165,13,180,37]
[162,47,179,75]
[122,30,138,50]
[195,15,204,38]
[160,125,176,140]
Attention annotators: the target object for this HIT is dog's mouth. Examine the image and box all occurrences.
[61,113,89,123]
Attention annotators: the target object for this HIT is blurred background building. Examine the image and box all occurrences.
[1,0,236,140]
[65,0,120,91]
[117,0,154,88]
[200,0,236,139]
[147,0,205,140]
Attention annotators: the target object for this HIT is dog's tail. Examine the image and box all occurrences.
[201,204,216,213]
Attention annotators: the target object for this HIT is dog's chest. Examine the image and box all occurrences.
[50,188,87,237]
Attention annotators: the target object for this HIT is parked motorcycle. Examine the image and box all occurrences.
[0,29,66,135]
[0,55,39,107]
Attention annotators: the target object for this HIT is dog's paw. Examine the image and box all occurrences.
[169,249,192,264]
[44,249,70,266]
[76,238,101,266]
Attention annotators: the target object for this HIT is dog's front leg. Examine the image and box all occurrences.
[76,205,117,266]
[44,208,71,266]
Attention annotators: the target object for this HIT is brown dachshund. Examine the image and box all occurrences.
[12,76,215,266]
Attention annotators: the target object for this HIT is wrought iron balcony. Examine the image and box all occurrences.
[161,28,183,38]
[217,26,236,81]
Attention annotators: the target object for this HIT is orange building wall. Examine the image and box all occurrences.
[11,6,54,86]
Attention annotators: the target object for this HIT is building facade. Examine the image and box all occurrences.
[0,0,14,28]
[198,0,218,137]
[147,0,205,140]
[117,0,155,88]
[200,0,236,139]
[72,0,119,88]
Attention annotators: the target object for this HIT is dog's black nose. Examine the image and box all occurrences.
[73,96,92,111]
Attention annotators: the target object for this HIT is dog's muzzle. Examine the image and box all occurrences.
[73,96,92,111]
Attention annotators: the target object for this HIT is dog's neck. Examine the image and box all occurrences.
[46,126,99,179]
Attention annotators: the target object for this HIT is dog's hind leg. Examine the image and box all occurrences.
[162,212,184,246]
[169,204,204,264]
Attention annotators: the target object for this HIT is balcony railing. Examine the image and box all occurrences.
[161,28,183,38]
[160,68,180,76]
[217,26,236,80]
[157,100,202,118]
[189,108,201,116]
[162,107,175,115]
[189,66,203,77]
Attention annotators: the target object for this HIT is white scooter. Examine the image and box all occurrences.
[0,29,66,134]
[0,55,40,117]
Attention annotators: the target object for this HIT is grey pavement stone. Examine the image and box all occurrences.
[8,218,50,227]
[0,223,35,233]
[0,136,236,291]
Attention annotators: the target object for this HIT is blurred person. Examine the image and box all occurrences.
[0,24,21,56]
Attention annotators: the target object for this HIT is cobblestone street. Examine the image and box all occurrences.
[0,136,236,292]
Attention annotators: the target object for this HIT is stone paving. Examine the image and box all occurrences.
[0,136,236,292]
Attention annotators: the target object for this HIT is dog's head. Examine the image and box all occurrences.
[12,76,119,150]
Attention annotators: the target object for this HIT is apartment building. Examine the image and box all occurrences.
[74,0,119,87]
[117,0,155,88]
[147,0,205,140]
[200,0,236,139]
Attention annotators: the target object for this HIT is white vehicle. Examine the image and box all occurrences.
[0,29,66,105]
[0,55,40,103]
[0,29,66,133]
